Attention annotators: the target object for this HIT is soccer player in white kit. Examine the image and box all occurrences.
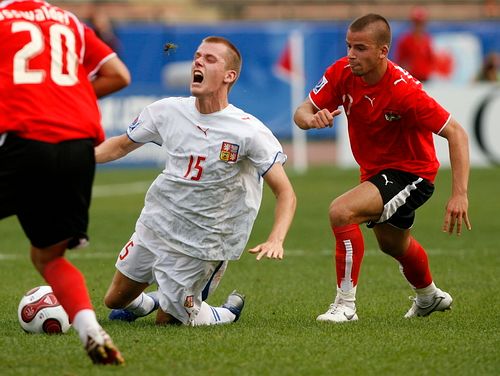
[95,36,297,326]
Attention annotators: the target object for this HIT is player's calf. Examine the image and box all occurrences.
[108,291,159,322]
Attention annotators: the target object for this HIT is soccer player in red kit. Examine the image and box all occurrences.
[294,14,471,323]
[0,0,130,364]
[394,7,435,83]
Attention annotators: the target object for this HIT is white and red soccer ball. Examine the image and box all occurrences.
[18,286,71,334]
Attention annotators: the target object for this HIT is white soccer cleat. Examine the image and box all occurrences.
[404,288,453,318]
[316,302,358,323]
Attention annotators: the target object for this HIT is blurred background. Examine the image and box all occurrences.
[55,0,500,169]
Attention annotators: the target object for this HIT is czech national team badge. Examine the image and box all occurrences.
[220,142,239,163]
[184,295,194,308]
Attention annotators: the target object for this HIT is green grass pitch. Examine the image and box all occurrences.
[0,166,499,375]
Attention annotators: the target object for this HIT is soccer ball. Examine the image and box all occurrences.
[18,286,71,334]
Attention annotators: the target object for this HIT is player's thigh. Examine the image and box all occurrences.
[153,251,223,325]
[201,261,228,301]
[329,181,383,225]
[105,270,149,307]
[114,232,156,285]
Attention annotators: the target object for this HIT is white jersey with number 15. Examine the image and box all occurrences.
[127,96,287,261]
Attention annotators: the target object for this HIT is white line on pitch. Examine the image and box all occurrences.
[0,248,463,261]
[0,252,116,261]
[92,181,151,197]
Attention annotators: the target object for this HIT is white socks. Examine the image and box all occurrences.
[335,286,357,309]
[124,292,156,316]
[192,302,235,326]
[414,282,438,305]
[72,309,100,344]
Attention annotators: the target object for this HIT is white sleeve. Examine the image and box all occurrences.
[248,124,287,176]
[126,106,163,145]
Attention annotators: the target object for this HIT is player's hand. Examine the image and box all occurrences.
[442,194,472,235]
[307,108,342,129]
[248,240,284,261]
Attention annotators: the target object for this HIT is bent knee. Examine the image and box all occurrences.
[103,292,127,309]
[103,295,116,309]
[155,310,181,326]
[329,200,356,227]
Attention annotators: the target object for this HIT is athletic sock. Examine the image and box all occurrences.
[192,301,235,326]
[395,237,433,289]
[124,292,156,316]
[333,224,364,296]
[414,282,438,306]
[335,286,357,309]
[72,309,101,344]
[42,257,93,322]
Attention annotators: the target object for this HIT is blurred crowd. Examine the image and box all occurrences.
[394,6,498,84]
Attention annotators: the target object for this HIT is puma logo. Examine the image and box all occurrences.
[196,125,209,136]
[364,95,375,107]
[382,174,393,186]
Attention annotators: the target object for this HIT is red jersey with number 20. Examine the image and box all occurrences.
[0,0,115,144]
[309,57,450,183]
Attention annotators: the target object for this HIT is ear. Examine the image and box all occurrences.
[224,70,237,85]
[380,44,389,59]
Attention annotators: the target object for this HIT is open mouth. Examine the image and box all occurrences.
[193,71,204,83]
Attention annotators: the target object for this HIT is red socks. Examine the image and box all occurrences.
[333,225,432,291]
[42,257,93,322]
[395,237,433,289]
[333,224,364,290]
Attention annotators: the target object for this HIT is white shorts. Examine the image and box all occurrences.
[115,222,227,325]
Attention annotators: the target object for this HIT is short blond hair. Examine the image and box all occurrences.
[202,36,242,90]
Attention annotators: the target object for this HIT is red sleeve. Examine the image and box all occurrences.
[83,25,116,78]
[309,59,345,112]
[409,87,450,134]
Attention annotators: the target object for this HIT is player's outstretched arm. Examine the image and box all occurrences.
[293,98,341,130]
[248,163,296,260]
[95,134,142,163]
[439,117,472,235]
[92,56,131,98]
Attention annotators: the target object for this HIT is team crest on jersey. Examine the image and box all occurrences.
[313,76,328,94]
[184,295,194,308]
[384,110,402,122]
[220,142,239,163]
[128,116,142,132]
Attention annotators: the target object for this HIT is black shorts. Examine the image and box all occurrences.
[367,169,434,230]
[0,133,95,248]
